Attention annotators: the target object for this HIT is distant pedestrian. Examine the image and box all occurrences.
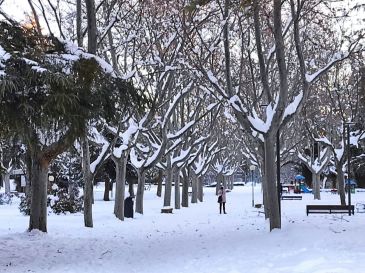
[217,186,227,214]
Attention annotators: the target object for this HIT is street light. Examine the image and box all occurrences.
[250,165,256,207]
[345,121,355,216]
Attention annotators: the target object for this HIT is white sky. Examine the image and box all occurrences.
[1,0,32,22]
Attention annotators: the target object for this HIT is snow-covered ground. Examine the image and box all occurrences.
[1,185,365,273]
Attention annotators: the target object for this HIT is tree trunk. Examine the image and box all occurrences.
[197,176,203,202]
[181,168,189,207]
[312,172,321,200]
[76,0,83,47]
[128,182,134,197]
[135,170,146,214]
[264,136,281,230]
[156,170,163,197]
[28,157,49,232]
[81,136,93,228]
[216,173,224,195]
[103,175,110,201]
[113,155,127,220]
[174,168,181,209]
[191,173,198,204]
[163,160,173,207]
[107,29,118,71]
[261,171,269,219]
[68,181,75,201]
[85,0,97,54]
[336,164,346,205]
[4,173,10,193]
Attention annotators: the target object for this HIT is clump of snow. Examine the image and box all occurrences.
[54,39,116,77]
[0,45,11,76]
[0,45,11,62]
[283,91,303,119]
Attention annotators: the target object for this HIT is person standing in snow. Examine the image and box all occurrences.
[218,186,227,214]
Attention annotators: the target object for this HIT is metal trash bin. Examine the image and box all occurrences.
[124,196,134,218]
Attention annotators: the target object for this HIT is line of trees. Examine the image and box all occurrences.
[0,0,364,232]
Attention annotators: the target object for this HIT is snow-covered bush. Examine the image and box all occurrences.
[19,194,31,215]
[0,193,13,205]
[49,186,83,215]
[19,185,83,215]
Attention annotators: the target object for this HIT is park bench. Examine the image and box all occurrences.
[161,207,173,213]
[281,195,302,200]
[306,205,354,216]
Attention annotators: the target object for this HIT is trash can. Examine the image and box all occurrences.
[124,196,134,218]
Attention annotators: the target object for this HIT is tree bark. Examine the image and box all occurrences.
[85,0,97,54]
[181,168,189,207]
[135,170,146,214]
[261,169,269,219]
[163,159,173,207]
[4,173,10,193]
[312,173,321,200]
[103,175,110,201]
[197,176,203,202]
[336,164,346,205]
[113,155,127,220]
[128,182,134,197]
[81,135,93,228]
[191,173,198,204]
[76,0,83,47]
[264,136,281,230]
[156,170,163,197]
[216,173,224,195]
[28,156,49,232]
[174,168,181,209]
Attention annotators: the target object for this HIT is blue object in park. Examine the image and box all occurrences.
[300,184,312,193]
[346,179,357,186]
[295,174,305,180]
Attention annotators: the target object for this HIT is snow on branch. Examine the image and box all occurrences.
[89,127,110,174]
[314,136,333,147]
[162,82,192,128]
[283,91,303,119]
[167,120,195,140]
[305,52,349,83]
[57,40,116,77]
[247,101,276,134]
[228,95,247,113]
[206,70,227,97]
[130,147,145,169]
[297,147,331,174]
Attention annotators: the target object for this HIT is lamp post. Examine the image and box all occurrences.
[250,165,256,207]
[345,122,355,216]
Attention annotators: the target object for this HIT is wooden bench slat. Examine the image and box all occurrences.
[306,205,354,215]
[281,195,302,200]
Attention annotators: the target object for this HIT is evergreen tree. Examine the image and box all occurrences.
[0,21,145,232]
